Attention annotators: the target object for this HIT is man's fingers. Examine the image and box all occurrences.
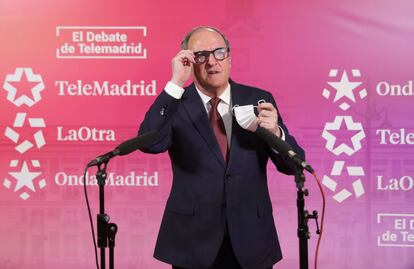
[258,118,275,126]
[258,102,276,111]
[258,110,275,118]
[257,102,279,134]
[177,50,195,64]
[258,103,278,126]
[171,50,195,87]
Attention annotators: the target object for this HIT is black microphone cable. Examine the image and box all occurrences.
[83,166,100,269]
[82,130,159,269]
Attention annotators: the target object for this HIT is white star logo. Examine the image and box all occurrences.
[327,71,361,103]
[322,116,366,156]
[3,160,47,200]
[322,160,365,203]
[4,113,46,154]
[322,69,367,111]
[2,67,45,107]
[8,161,40,192]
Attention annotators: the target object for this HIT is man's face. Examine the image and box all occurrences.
[187,29,231,96]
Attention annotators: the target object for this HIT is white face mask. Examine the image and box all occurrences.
[233,104,259,132]
[232,99,266,132]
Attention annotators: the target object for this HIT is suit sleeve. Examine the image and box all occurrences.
[266,92,306,175]
[138,90,180,154]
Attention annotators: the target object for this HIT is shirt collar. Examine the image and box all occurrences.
[195,83,231,106]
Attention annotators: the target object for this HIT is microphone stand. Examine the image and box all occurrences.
[295,165,320,269]
[96,161,118,269]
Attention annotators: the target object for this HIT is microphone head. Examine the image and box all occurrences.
[116,130,159,156]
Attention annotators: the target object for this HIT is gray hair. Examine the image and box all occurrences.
[181,26,231,50]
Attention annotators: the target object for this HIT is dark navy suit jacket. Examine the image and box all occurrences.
[139,80,305,269]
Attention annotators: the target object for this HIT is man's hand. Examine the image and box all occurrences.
[258,102,281,137]
[171,50,195,87]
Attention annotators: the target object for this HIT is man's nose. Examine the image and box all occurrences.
[206,52,218,65]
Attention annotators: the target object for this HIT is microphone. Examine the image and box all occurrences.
[87,130,159,167]
[255,127,314,173]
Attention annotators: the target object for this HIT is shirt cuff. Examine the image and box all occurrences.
[279,126,285,141]
[164,81,185,99]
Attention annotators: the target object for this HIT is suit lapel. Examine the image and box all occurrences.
[182,84,226,168]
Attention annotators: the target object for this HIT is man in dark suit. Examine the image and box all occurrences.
[139,26,305,269]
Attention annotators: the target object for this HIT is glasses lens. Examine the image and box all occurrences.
[214,48,228,60]
[194,52,207,64]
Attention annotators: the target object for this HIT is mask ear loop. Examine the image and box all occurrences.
[254,99,266,115]
[232,101,266,116]
[231,104,239,116]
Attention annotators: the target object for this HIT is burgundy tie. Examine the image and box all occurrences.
[209,97,228,162]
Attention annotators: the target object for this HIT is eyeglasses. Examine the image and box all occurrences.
[193,47,230,64]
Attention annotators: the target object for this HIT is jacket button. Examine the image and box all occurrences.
[160,105,168,115]
[225,174,231,179]
[222,202,226,208]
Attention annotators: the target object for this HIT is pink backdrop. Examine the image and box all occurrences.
[1,0,413,268]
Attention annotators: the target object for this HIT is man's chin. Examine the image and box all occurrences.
[205,78,227,88]
[204,86,228,96]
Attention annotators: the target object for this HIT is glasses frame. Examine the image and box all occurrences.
[193,47,230,64]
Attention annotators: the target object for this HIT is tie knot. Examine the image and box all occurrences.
[210,97,220,109]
